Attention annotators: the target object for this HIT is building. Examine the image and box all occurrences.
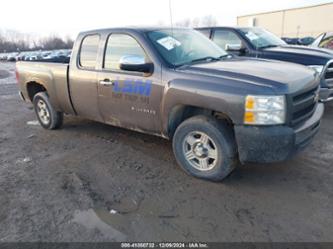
[237,2,333,38]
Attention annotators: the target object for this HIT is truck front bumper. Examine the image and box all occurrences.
[234,103,324,164]
[319,87,333,102]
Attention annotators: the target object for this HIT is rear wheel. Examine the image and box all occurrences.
[172,115,238,181]
[33,92,63,129]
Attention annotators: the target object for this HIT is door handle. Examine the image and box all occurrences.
[99,79,114,86]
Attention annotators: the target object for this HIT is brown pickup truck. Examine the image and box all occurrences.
[16,27,324,181]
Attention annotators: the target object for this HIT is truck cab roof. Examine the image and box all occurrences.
[79,26,192,36]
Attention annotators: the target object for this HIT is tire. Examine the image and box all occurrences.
[172,115,238,181]
[33,92,63,130]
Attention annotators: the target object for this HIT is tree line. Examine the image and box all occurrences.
[0,30,74,53]
[1,15,218,53]
[174,15,218,28]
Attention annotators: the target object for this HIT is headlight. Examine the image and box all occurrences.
[308,65,324,74]
[244,95,286,125]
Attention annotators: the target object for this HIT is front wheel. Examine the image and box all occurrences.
[33,92,63,130]
[172,115,238,181]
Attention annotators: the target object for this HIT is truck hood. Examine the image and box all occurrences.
[262,45,333,65]
[178,57,317,94]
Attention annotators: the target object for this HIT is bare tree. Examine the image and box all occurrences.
[175,18,192,27]
[0,29,74,53]
[192,17,201,28]
[201,15,217,27]
[173,15,218,28]
[64,36,74,49]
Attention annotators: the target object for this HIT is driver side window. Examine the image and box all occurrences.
[104,34,147,70]
[213,30,242,50]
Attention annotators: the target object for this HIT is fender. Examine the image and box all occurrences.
[18,62,69,112]
[160,78,246,137]
[25,74,61,111]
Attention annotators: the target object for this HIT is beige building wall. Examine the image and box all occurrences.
[237,3,333,38]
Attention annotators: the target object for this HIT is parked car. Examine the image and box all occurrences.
[15,52,28,61]
[65,49,72,58]
[22,52,31,60]
[3,53,9,60]
[39,50,70,63]
[0,53,7,60]
[41,51,52,59]
[298,37,315,46]
[16,53,23,61]
[27,52,42,61]
[23,52,36,61]
[282,37,315,46]
[23,52,32,61]
[282,37,299,45]
[7,53,18,62]
[311,32,333,50]
[16,27,323,181]
[197,26,333,102]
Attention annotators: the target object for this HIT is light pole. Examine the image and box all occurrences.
[297,25,301,38]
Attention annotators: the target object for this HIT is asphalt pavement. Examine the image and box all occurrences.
[0,62,332,242]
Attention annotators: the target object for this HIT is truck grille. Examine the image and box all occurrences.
[290,85,319,127]
[325,62,333,87]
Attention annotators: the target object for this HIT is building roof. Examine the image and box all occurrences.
[238,2,333,18]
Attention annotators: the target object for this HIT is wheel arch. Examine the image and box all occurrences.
[26,81,48,102]
[167,104,234,138]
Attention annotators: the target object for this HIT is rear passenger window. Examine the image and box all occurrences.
[79,35,100,69]
[104,34,147,70]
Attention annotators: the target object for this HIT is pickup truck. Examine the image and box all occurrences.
[196,27,333,102]
[16,27,324,181]
[311,32,333,51]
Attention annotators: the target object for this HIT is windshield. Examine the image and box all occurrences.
[239,27,286,49]
[147,29,228,67]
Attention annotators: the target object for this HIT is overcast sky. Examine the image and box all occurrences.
[1,0,332,38]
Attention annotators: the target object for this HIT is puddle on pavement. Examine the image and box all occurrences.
[95,209,130,231]
[72,209,127,241]
[109,196,141,214]
[72,200,186,240]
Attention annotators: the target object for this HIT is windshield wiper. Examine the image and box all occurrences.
[190,56,221,63]
[176,55,228,68]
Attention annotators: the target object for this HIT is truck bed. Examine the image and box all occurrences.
[16,61,75,115]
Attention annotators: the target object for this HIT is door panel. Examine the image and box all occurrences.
[69,34,103,121]
[97,33,163,134]
[70,70,100,120]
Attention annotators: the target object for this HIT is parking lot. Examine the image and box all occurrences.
[0,61,332,242]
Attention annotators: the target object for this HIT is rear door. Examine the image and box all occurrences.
[69,34,103,122]
[97,33,163,134]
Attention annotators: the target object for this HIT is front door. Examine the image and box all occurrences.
[97,33,163,134]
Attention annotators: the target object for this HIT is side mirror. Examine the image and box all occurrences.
[225,44,243,51]
[119,55,153,74]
